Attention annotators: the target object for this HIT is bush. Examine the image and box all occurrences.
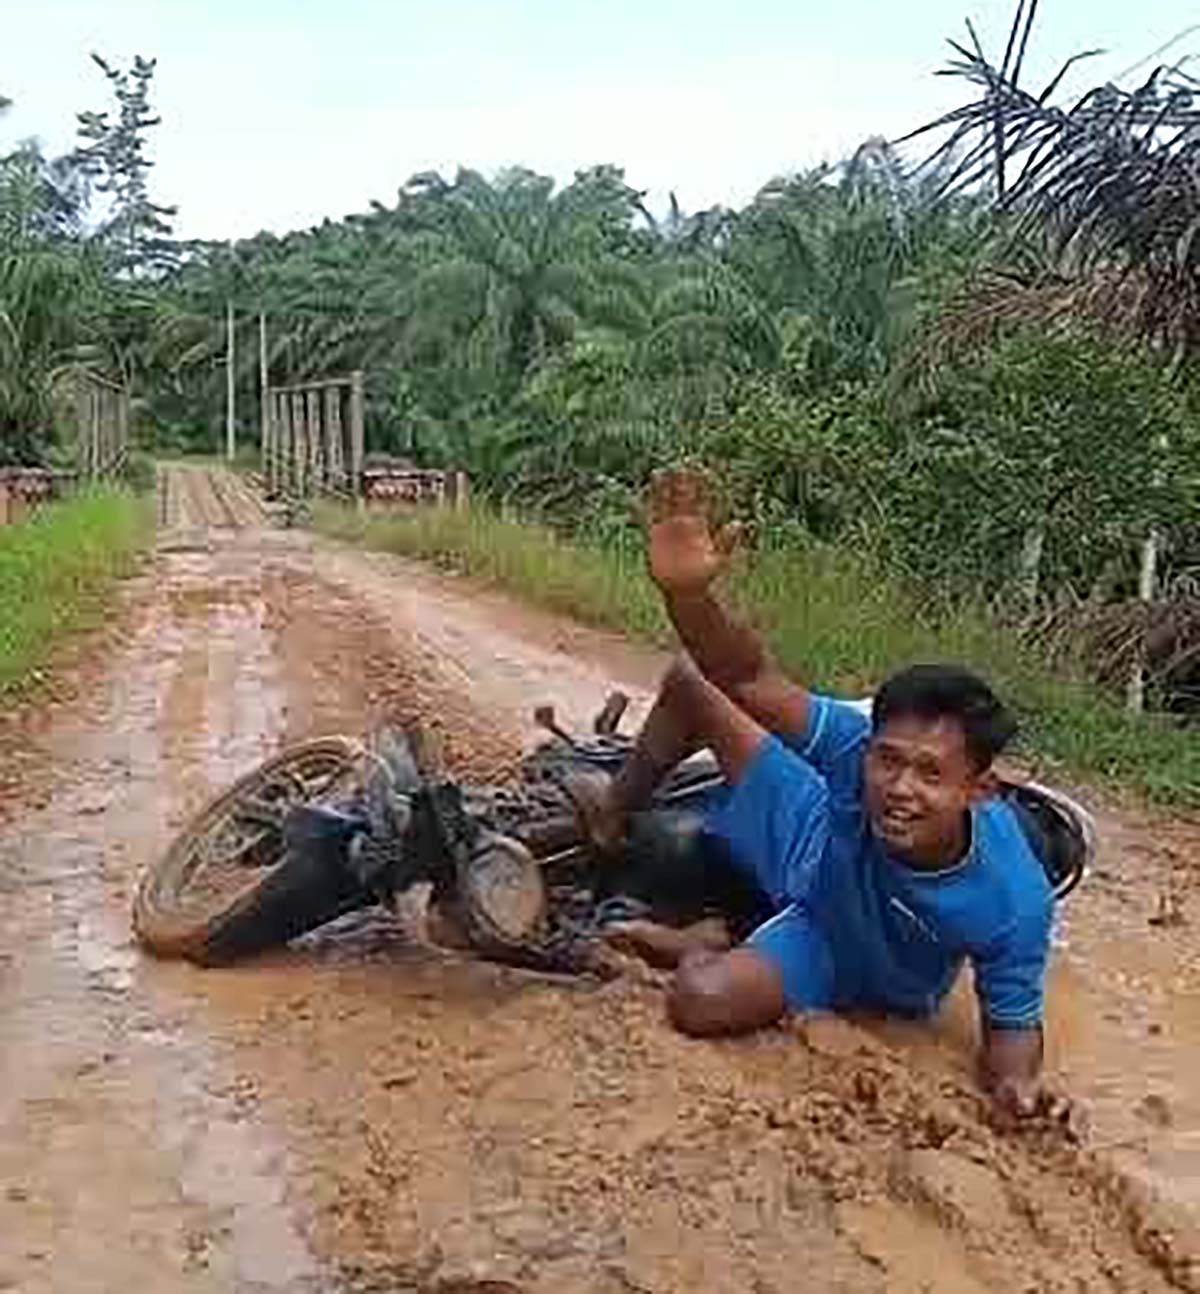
[122,452,157,494]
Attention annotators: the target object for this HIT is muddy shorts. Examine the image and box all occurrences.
[703,735,831,916]
[744,902,839,1009]
[700,734,846,1009]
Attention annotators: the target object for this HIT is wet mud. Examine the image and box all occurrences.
[0,465,1197,1293]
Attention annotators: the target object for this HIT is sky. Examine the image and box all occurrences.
[3,0,1196,241]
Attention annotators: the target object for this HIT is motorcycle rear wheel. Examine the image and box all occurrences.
[133,736,366,962]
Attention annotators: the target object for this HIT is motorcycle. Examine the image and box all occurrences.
[133,693,1093,971]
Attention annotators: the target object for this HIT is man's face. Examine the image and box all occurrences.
[863,714,993,866]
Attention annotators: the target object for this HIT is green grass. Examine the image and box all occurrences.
[317,502,673,640]
[0,488,151,695]
[315,503,1199,808]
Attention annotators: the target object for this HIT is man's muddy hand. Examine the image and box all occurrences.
[990,1077,1085,1141]
[646,468,741,595]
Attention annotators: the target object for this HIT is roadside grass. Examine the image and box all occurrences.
[315,503,1198,808]
[0,488,151,696]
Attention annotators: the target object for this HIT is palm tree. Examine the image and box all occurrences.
[392,167,646,391]
[903,7,1200,709]
[0,143,104,463]
[906,11,1200,356]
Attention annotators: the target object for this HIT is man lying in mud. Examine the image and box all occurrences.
[578,469,1066,1127]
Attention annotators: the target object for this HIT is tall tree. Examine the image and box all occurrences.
[395,166,645,389]
[74,54,177,276]
[0,141,103,464]
[0,143,89,241]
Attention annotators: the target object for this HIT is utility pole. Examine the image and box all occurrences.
[225,298,236,462]
[258,311,269,474]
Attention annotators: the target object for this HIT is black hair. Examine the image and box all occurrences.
[872,663,1017,771]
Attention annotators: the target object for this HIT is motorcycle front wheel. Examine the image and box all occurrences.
[133,736,366,963]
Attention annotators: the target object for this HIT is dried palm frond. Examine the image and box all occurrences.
[903,7,1200,355]
[898,261,1168,383]
[1030,592,1200,709]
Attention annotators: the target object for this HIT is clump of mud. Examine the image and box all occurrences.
[205,964,1188,1294]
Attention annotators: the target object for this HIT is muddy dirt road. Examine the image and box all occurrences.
[1,463,1197,1293]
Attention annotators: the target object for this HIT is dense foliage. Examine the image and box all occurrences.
[156,154,1196,636]
[2,18,1197,713]
[0,55,174,465]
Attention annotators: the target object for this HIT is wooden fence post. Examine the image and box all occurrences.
[117,387,129,472]
[264,390,275,493]
[74,378,86,481]
[278,392,293,496]
[103,388,114,472]
[274,391,284,495]
[325,387,344,491]
[89,387,100,478]
[96,388,105,474]
[1126,529,1159,714]
[259,312,269,477]
[306,389,322,489]
[291,392,308,497]
[225,298,236,463]
[349,370,365,502]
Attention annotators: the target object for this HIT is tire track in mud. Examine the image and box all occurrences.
[0,537,327,1293]
[0,470,1197,1293]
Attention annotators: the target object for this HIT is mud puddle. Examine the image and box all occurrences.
[0,466,1197,1293]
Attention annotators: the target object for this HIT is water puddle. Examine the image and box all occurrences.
[171,1097,322,1289]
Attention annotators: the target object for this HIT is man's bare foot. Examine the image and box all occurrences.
[600,917,732,970]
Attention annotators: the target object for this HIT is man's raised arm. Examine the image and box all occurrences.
[646,469,811,740]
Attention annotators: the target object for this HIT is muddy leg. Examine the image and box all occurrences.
[668,947,786,1036]
[572,654,763,852]
[600,916,732,969]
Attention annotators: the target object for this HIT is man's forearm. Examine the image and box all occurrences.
[663,588,770,691]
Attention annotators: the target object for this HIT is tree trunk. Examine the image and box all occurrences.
[258,312,269,473]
